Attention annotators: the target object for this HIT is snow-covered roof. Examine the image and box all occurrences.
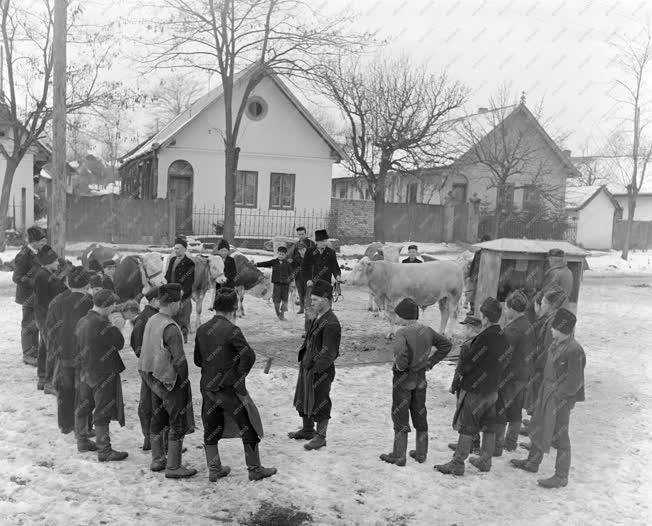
[332,163,353,179]
[475,238,589,257]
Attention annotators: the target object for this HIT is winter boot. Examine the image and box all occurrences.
[409,430,429,463]
[504,421,521,451]
[288,417,316,440]
[447,433,480,454]
[244,443,277,481]
[204,443,231,482]
[274,302,281,318]
[435,434,473,476]
[165,438,197,479]
[493,424,507,457]
[149,433,167,472]
[469,432,496,472]
[37,379,45,390]
[96,424,128,462]
[537,474,568,489]
[163,427,186,453]
[142,436,151,451]
[379,431,408,466]
[510,456,539,473]
[75,414,97,452]
[304,420,328,450]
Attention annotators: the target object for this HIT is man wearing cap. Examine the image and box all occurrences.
[13,226,47,366]
[379,298,452,467]
[435,297,509,476]
[139,283,197,478]
[33,245,67,392]
[300,229,342,334]
[75,289,128,462]
[401,245,423,264]
[289,280,341,450]
[165,237,195,344]
[46,267,95,444]
[512,308,586,489]
[494,290,535,455]
[195,288,277,482]
[213,239,237,291]
[130,286,161,451]
[530,249,573,319]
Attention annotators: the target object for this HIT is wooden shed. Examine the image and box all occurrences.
[471,238,589,316]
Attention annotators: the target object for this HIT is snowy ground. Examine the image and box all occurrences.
[0,260,651,525]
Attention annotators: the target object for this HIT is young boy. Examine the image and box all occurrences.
[256,246,297,320]
[402,245,423,263]
[380,298,452,466]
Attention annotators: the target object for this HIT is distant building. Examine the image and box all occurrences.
[565,185,621,249]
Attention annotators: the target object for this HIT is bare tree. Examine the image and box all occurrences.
[135,0,370,240]
[318,54,467,241]
[150,72,204,124]
[570,141,612,187]
[609,24,652,260]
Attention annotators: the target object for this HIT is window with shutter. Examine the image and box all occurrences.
[235,170,258,208]
[270,172,295,209]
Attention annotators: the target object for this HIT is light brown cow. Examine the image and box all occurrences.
[191,254,225,328]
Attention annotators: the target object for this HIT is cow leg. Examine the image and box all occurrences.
[383,300,396,339]
[236,287,245,317]
[438,297,450,334]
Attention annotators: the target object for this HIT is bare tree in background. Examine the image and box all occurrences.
[609,25,652,260]
[150,72,203,124]
[136,0,371,240]
[569,140,612,187]
[318,54,467,241]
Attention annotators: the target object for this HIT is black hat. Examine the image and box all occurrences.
[407,245,418,251]
[88,274,103,289]
[144,286,160,302]
[27,226,46,243]
[552,307,576,335]
[394,298,419,320]
[213,288,238,312]
[296,226,306,232]
[544,287,567,308]
[88,260,103,273]
[102,259,116,268]
[37,245,58,266]
[174,237,188,249]
[93,289,119,308]
[217,239,230,251]
[277,246,287,253]
[506,290,528,313]
[547,248,565,257]
[315,229,329,242]
[159,283,182,303]
[68,266,90,289]
[480,297,502,323]
[311,280,333,299]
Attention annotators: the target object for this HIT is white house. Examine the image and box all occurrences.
[565,185,621,249]
[120,65,344,237]
[612,193,652,221]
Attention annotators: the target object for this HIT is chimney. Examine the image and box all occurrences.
[562,149,571,157]
[478,107,489,114]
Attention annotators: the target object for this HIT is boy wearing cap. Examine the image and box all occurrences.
[511,308,585,489]
[494,290,535,455]
[435,297,509,476]
[213,239,237,290]
[13,226,47,366]
[289,280,341,450]
[75,290,128,462]
[33,245,67,391]
[256,246,297,320]
[165,237,195,344]
[402,245,423,264]
[380,298,452,466]
[139,283,197,478]
[195,288,277,481]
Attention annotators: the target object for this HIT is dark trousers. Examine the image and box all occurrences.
[21,304,39,360]
[527,402,573,477]
[496,381,527,425]
[311,366,335,422]
[296,277,307,309]
[76,375,120,427]
[173,298,192,340]
[273,283,289,313]
[455,390,498,435]
[150,386,189,441]
[35,318,52,384]
[56,365,77,433]
[138,379,154,440]
[392,371,428,433]
[201,388,259,445]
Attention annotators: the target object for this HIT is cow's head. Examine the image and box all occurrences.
[207,255,225,281]
[249,276,272,299]
[347,256,373,287]
[142,252,167,287]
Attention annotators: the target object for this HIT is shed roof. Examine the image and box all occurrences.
[565,184,621,211]
[474,238,588,257]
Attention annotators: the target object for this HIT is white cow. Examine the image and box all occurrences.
[362,243,403,313]
[347,256,463,338]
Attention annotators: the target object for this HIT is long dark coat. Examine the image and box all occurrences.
[33,267,67,328]
[47,290,94,368]
[301,246,341,284]
[165,255,195,300]
[12,245,40,305]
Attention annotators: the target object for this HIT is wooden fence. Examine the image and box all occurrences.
[612,220,652,249]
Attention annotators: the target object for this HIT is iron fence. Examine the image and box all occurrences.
[479,212,577,242]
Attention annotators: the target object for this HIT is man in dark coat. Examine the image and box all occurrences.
[300,229,342,334]
[213,239,237,290]
[494,290,535,455]
[296,226,315,251]
[75,289,128,462]
[290,241,308,314]
[13,226,47,366]
[130,286,161,451]
[289,280,341,450]
[46,267,95,446]
[33,245,67,391]
[139,283,197,479]
[512,308,586,489]
[256,246,298,320]
[435,297,509,476]
[194,288,277,482]
[165,237,195,343]
[401,245,423,263]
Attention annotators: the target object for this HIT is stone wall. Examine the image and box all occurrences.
[329,198,375,244]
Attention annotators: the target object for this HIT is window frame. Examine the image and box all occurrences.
[235,170,258,208]
[269,172,296,210]
[522,184,542,210]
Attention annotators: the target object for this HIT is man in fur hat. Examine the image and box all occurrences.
[289,280,341,450]
[165,237,195,344]
[33,245,67,391]
[194,288,277,481]
[380,298,452,467]
[75,289,128,462]
[13,226,47,366]
[139,283,196,478]
[435,297,509,476]
[511,308,585,489]
[213,239,237,290]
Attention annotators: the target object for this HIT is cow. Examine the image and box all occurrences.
[81,244,119,271]
[113,252,167,302]
[190,254,225,328]
[362,243,404,313]
[346,256,463,338]
[231,252,272,317]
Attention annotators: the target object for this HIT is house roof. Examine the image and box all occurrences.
[565,185,621,211]
[120,63,345,164]
[475,238,588,257]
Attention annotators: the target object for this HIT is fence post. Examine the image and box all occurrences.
[20,188,26,231]
[168,189,176,243]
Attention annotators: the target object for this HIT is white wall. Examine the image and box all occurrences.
[576,190,615,249]
[0,153,35,230]
[615,195,652,221]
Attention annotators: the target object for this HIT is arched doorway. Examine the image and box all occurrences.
[168,160,194,235]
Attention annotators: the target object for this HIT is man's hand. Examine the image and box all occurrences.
[217,276,227,284]
[306,280,314,287]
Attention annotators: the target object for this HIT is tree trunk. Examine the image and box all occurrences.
[373,194,385,242]
[621,193,636,260]
[222,142,240,241]
[0,160,19,252]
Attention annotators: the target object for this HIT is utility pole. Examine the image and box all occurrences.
[50,0,67,255]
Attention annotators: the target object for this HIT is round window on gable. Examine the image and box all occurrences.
[246,96,268,121]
